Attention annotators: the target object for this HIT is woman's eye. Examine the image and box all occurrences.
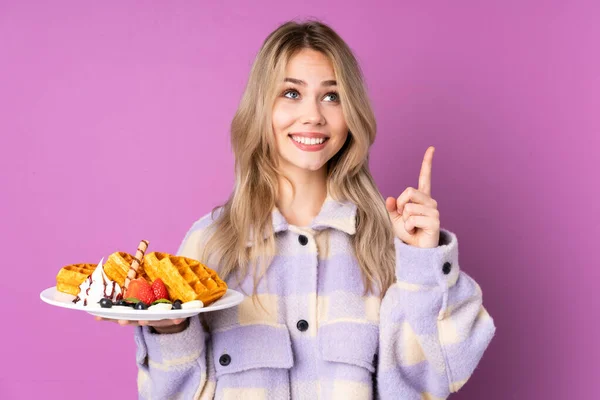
[283,89,300,99]
[324,92,339,102]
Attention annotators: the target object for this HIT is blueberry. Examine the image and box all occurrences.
[115,299,134,307]
[172,300,182,310]
[99,298,113,308]
[134,302,148,310]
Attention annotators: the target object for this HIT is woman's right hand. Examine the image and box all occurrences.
[95,316,189,334]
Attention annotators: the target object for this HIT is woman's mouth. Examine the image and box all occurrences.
[288,134,329,152]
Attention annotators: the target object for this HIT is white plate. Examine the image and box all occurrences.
[40,287,244,321]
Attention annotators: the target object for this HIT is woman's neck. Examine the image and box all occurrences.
[276,166,327,227]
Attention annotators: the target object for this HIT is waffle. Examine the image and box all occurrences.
[103,251,149,287]
[56,263,96,296]
[143,252,227,305]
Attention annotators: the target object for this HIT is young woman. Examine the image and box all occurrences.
[125,20,495,399]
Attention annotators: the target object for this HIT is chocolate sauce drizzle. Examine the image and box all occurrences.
[72,267,122,304]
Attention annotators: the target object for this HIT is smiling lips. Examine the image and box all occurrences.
[289,133,329,151]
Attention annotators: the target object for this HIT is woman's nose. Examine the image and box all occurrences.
[299,100,325,125]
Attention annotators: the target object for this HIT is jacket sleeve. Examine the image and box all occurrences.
[135,315,215,399]
[135,212,220,400]
[377,229,496,399]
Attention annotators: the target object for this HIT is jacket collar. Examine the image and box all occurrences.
[247,194,357,246]
[272,194,357,235]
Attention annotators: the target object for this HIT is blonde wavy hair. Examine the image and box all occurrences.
[201,20,396,298]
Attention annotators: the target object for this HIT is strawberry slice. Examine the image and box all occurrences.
[124,278,155,305]
[151,278,170,301]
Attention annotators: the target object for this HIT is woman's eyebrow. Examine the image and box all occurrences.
[284,78,337,87]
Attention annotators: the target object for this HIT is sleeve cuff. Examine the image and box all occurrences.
[394,228,460,289]
[134,315,205,367]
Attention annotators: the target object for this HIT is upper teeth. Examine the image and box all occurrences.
[291,136,326,145]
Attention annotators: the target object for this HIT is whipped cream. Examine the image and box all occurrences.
[73,258,122,306]
[148,303,172,311]
[182,300,204,309]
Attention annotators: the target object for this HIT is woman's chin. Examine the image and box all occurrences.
[290,161,327,173]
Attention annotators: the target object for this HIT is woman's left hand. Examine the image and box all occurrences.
[385,146,441,249]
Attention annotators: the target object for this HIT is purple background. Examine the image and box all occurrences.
[1,1,598,399]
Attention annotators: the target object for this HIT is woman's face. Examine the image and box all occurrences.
[272,49,349,175]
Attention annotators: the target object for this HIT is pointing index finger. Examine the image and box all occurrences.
[418,146,434,196]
